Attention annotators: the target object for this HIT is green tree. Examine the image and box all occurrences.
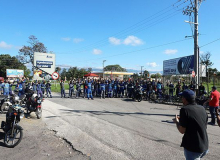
[60,68,67,80]
[143,70,150,78]
[17,35,48,65]
[55,67,61,74]
[104,65,126,72]
[200,52,213,93]
[0,54,30,77]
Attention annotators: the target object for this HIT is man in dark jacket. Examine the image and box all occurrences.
[173,89,209,159]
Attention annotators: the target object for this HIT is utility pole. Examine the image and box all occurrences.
[141,66,144,77]
[103,60,106,79]
[194,0,199,92]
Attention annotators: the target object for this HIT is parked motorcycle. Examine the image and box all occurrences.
[25,89,42,119]
[133,86,143,102]
[0,95,12,113]
[1,96,24,148]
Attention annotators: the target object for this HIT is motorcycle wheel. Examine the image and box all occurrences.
[4,125,23,148]
[36,107,42,119]
[138,97,142,102]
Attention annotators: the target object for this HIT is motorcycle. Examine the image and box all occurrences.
[0,95,12,113]
[1,95,24,148]
[133,86,143,102]
[25,91,42,119]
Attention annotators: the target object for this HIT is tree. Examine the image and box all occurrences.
[104,65,126,72]
[143,70,150,78]
[18,35,48,65]
[55,67,61,74]
[200,52,213,93]
[0,54,31,77]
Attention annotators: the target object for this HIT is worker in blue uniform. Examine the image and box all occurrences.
[37,81,43,99]
[100,80,105,99]
[87,79,94,100]
[2,80,10,96]
[46,80,52,98]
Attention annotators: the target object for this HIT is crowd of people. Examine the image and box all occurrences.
[0,77,52,99]
[58,77,207,100]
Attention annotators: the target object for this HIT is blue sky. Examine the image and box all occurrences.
[0,0,219,73]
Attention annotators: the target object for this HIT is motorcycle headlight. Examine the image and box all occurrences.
[20,112,24,119]
[37,100,41,103]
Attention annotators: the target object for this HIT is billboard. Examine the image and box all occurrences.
[6,69,24,78]
[163,55,194,75]
[34,52,56,75]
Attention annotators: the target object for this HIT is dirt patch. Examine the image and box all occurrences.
[0,113,90,160]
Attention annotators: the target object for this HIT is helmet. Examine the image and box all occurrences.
[31,93,38,102]
[29,86,33,91]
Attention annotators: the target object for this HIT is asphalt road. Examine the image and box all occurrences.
[42,93,220,160]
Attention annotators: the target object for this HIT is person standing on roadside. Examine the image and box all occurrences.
[173,89,209,160]
[175,81,181,97]
[36,81,43,99]
[46,80,52,98]
[2,80,10,96]
[68,79,74,98]
[203,86,220,125]
[60,79,66,98]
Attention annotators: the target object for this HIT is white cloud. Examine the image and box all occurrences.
[109,37,121,45]
[73,38,84,43]
[146,62,158,68]
[109,36,143,46]
[164,49,178,55]
[61,37,71,41]
[0,41,13,49]
[123,36,143,46]
[93,49,102,55]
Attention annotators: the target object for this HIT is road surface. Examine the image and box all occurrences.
[42,93,220,160]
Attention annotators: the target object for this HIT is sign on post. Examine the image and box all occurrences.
[52,72,59,80]
[163,55,194,75]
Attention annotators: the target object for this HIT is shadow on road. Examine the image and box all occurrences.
[0,132,7,147]
[60,109,175,117]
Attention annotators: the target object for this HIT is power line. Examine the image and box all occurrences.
[56,4,188,56]
[200,38,220,48]
[55,0,190,55]
[74,38,193,64]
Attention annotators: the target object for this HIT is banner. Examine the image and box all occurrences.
[34,52,56,75]
[163,55,194,75]
[6,69,24,78]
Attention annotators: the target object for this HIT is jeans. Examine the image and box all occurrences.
[87,89,93,99]
[209,106,219,124]
[46,88,52,97]
[184,148,208,160]
[69,88,74,97]
[61,89,65,98]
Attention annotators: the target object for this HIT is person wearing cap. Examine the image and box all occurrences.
[173,89,209,160]
[203,86,220,125]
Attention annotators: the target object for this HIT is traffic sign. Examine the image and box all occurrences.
[52,72,59,80]
[192,71,195,78]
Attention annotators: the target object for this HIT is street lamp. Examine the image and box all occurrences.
[103,60,106,79]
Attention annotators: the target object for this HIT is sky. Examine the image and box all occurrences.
[0,0,220,73]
